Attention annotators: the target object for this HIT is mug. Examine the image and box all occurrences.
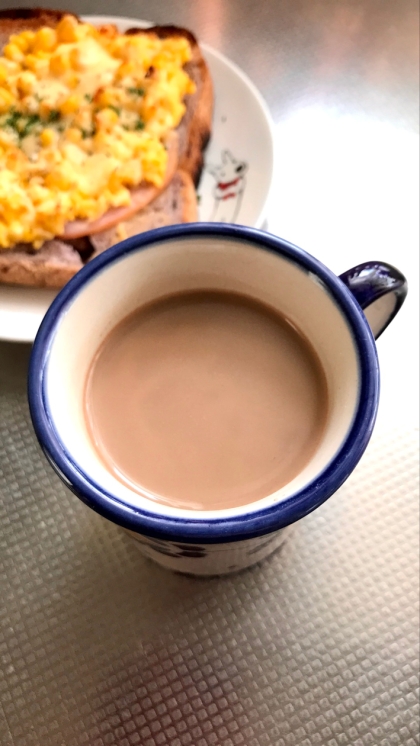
[28,225,407,576]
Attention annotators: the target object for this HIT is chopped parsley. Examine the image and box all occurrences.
[3,108,21,130]
[108,105,121,115]
[84,93,93,102]
[1,108,43,139]
[1,107,64,145]
[81,126,96,139]
[122,117,145,132]
[127,86,145,97]
[47,110,61,124]
[20,113,41,139]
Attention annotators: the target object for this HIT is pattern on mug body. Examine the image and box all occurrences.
[124,527,291,575]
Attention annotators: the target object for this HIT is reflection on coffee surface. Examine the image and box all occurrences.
[84,291,328,510]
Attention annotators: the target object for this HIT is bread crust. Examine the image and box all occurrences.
[0,7,76,47]
[0,240,83,288]
[179,169,199,222]
[0,12,212,288]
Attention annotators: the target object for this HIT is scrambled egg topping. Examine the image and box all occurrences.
[0,15,196,248]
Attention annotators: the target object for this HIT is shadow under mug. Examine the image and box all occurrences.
[28,225,407,575]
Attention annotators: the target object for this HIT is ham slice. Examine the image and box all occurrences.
[90,170,198,256]
[60,132,179,240]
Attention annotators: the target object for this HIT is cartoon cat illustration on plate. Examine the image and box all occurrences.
[207,150,248,223]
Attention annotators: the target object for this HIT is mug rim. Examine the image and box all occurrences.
[28,223,379,543]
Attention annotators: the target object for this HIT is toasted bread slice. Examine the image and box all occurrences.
[0,10,212,287]
[0,170,197,288]
[0,10,213,185]
[0,239,83,289]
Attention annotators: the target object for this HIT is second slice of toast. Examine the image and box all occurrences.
[0,170,197,287]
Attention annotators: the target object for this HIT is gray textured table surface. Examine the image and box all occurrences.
[0,1,419,745]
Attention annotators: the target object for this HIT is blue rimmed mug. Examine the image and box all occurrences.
[28,225,407,575]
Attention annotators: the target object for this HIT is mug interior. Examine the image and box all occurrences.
[44,233,360,520]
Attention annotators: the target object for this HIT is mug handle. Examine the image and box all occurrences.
[339,261,408,340]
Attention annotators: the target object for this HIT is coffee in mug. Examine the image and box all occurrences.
[28,225,408,575]
[84,290,329,511]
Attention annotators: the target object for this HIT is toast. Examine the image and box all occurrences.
[0,9,213,288]
[0,170,197,287]
[126,25,213,185]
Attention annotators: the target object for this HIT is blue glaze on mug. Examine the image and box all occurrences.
[28,224,408,548]
[339,261,407,339]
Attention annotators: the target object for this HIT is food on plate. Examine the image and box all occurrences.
[0,8,213,287]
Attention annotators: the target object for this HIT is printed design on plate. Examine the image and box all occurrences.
[208,150,248,223]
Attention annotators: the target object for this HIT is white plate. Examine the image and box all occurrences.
[0,16,274,343]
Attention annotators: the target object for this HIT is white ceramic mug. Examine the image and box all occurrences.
[28,225,407,575]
